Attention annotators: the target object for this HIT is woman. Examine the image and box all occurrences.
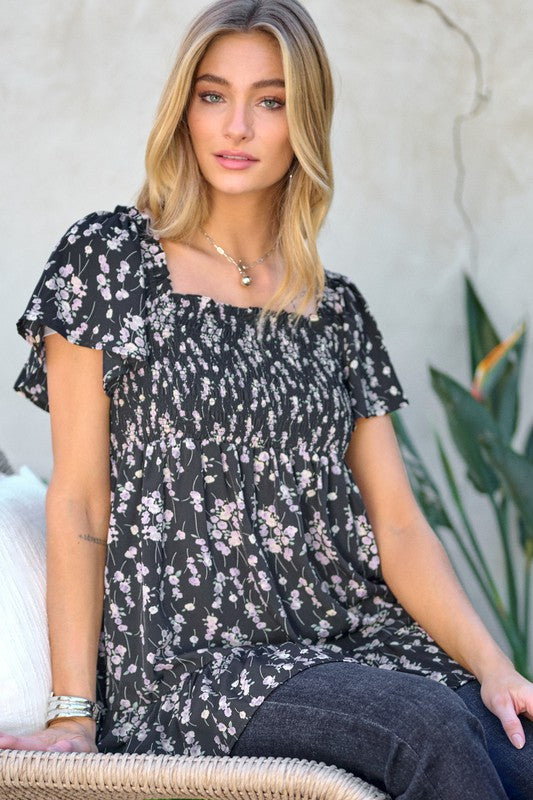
[3,1,532,798]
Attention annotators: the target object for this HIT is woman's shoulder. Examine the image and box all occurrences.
[323,268,368,315]
[39,204,151,304]
[53,204,149,256]
[323,267,392,347]
[16,203,151,360]
[14,204,152,411]
[323,270,409,419]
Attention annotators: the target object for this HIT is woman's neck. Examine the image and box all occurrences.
[199,188,279,263]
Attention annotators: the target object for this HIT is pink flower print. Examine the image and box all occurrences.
[205,614,220,641]
[368,554,380,571]
[190,490,204,512]
[98,254,110,274]
[118,260,131,280]
[128,314,144,331]
[289,590,302,610]
[227,530,243,547]
[297,468,313,491]
[250,696,265,707]
[135,562,149,581]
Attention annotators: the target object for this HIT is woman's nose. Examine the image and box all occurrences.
[223,103,254,141]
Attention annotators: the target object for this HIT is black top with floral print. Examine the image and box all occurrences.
[13,205,476,756]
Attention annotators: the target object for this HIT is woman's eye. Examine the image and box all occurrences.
[199,92,223,104]
[260,97,285,110]
[197,92,284,110]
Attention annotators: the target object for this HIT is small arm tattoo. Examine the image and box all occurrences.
[79,533,107,547]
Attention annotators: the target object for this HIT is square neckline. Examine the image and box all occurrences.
[134,204,327,322]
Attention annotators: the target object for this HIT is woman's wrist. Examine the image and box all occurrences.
[46,716,97,734]
[467,643,515,683]
[46,690,102,728]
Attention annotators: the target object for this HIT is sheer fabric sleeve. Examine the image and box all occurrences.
[13,208,150,412]
[340,274,409,424]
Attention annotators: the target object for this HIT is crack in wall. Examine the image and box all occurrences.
[411,0,491,274]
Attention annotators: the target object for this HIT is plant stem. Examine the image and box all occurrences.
[436,437,503,609]
[524,547,532,673]
[489,494,519,629]
[438,521,522,655]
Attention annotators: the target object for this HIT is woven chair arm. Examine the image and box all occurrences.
[0,750,391,800]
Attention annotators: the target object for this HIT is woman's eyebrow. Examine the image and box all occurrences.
[195,73,285,89]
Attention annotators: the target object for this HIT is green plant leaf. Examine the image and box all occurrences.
[391,413,453,531]
[430,367,501,494]
[524,425,533,463]
[465,274,500,380]
[479,432,533,546]
[518,518,533,553]
[475,326,526,443]
[435,433,505,607]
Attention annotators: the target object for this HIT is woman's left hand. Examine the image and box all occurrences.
[479,664,533,749]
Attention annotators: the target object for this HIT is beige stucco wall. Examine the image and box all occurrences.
[2,0,532,659]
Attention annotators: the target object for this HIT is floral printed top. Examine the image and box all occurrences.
[13,204,476,756]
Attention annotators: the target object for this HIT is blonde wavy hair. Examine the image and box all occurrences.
[135,0,335,328]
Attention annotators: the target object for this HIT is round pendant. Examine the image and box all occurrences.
[241,275,252,286]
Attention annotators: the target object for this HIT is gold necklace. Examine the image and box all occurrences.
[200,228,320,321]
[201,229,276,286]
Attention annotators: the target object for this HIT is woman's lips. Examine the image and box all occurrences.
[213,154,259,170]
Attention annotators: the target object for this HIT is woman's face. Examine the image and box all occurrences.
[186,30,294,199]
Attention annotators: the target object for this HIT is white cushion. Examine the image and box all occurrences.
[0,466,50,735]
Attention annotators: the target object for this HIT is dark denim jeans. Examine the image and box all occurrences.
[230,661,533,800]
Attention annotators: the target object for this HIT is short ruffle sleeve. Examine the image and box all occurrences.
[13,207,150,412]
[339,275,409,423]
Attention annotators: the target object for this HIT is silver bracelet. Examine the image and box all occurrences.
[46,691,102,726]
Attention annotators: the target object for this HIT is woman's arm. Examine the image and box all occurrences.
[0,334,111,752]
[46,330,112,708]
[344,414,533,746]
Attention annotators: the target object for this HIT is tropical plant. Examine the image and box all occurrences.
[392,275,532,679]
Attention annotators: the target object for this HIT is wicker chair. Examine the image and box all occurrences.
[0,449,390,800]
[0,750,392,799]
